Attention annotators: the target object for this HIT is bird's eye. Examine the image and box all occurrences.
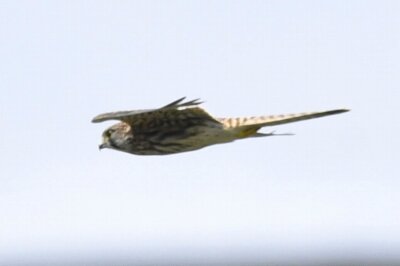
[105,129,114,137]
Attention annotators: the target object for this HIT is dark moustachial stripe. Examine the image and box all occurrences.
[108,138,118,149]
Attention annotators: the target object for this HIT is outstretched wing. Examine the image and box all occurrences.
[91,97,220,130]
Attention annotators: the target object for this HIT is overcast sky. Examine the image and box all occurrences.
[1,1,399,265]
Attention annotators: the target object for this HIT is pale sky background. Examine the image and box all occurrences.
[1,1,399,265]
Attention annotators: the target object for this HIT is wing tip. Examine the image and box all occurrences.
[186,98,204,106]
[331,109,350,114]
[162,97,203,109]
[91,116,102,123]
[91,114,108,123]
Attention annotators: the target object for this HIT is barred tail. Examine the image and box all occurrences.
[218,109,349,138]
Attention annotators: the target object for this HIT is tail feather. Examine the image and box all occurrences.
[219,109,349,128]
[218,109,349,138]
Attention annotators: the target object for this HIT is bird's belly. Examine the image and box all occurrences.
[181,127,233,144]
[167,126,235,152]
[131,125,234,155]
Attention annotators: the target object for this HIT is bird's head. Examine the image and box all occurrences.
[99,123,132,151]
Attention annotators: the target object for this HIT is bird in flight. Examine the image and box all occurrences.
[92,97,349,155]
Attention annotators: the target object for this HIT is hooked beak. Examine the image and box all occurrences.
[99,143,107,150]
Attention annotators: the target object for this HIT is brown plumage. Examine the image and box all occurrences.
[92,97,349,155]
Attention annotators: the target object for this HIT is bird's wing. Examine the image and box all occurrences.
[91,97,220,129]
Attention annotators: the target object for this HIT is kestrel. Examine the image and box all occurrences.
[92,97,348,155]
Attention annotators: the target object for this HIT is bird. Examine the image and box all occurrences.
[92,97,349,155]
